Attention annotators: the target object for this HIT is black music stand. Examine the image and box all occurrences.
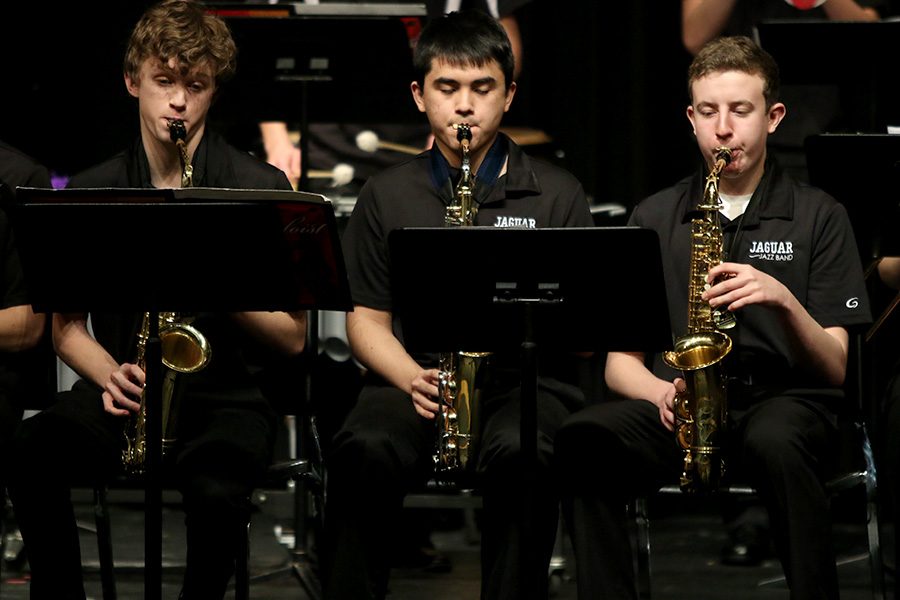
[805,133,900,266]
[389,226,672,596]
[805,133,900,427]
[754,20,900,133]
[208,2,425,192]
[10,186,351,599]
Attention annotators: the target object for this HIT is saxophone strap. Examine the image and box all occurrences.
[429,134,508,208]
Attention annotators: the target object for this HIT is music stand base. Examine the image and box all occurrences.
[230,550,321,600]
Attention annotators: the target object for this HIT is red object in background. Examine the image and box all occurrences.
[784,0,827,9]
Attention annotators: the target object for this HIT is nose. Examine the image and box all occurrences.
[715,113,733,139]
[169,85,187,109]
[455,88,474,116]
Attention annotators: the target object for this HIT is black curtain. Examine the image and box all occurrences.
[512,0,697,211]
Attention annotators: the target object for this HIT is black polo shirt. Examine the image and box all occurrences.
[631,160,871,387]
[343,136,590,379]
[0,141,53,415]
[343,135,591,313]
[66,130,292,406]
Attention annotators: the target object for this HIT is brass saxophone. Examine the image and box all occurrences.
[434,123,491,477]
[122,312,212,473]
[662,146,735,493]
[169,118,193,187]
[121,119,210,474]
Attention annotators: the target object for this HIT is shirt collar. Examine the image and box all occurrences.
[129,131,210,188]
[427,133,542,205]
[681,157,795,227]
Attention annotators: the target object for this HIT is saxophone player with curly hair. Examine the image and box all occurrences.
[5,2,305,598]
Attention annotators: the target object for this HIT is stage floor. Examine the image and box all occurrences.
[0,488,891,599]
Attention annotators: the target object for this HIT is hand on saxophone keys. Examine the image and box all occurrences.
[704,262,792,314]
[102,362,145,417]
[410,367,441,420]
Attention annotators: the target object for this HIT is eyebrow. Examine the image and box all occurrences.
[696,100,754,110]
[433,76,498,87]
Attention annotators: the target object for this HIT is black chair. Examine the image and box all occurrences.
[633,419,883,600]
[633,337,886,600]
[91,443,323,600]
[91,348,326,600]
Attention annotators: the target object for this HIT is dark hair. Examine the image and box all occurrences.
[124,0,236,86]
[688,36,780,108]
[413,10,514,90]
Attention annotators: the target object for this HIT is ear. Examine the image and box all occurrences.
[410,81,426,113]
[125,72,140,99]
[767,102,786,133]
[503,81,517,113]
[686,104,696,136]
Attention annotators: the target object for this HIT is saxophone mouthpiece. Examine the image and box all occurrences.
[714,146,733,166]
[455,123,472,143]
[168,119,187,145]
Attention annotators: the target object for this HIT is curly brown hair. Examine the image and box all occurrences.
[688,36,780,108]
[124,0,236,85]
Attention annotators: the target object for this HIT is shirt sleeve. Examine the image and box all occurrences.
[0,206,29,310]
[805,200,872,329]
[342,179,393,310]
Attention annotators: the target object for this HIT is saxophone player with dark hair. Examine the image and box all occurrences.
[328,9,592,600]
[555,35,871,600]
[5,2,305,598]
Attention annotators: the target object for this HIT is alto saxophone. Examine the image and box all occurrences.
[662,146,735,493]
[434,123,491,478]
[121,119,210,474]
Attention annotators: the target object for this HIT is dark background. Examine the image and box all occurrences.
[0,0,696,210]
[0,0,897,210]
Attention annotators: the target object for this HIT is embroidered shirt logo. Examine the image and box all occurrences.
[493,215,537,228]
[846,297,859,309]
[748,239,793,262]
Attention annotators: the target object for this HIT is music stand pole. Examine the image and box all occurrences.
[389,226,673,600]
[519,303,538,595]
[145,311,163,599]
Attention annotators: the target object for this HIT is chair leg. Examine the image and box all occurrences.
[93,485,117,600]
[860,423,886,600]
[235,515,251,600]
[634,497,652,600]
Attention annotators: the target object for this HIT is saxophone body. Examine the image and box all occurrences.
[434,123,491,478]
[121,120,210,474]
[662,147,734,493]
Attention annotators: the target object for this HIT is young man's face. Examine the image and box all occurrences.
[125,57,216,147]
[686,70,785,193]
[411,57,516,166]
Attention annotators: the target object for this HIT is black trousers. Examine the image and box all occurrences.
[883,369,900,600]
[6,381,275,600]
[555,389,840,600]
[320,377,580,600]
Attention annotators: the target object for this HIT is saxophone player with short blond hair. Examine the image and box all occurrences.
[5,2,305,598]
[555,35,871,600]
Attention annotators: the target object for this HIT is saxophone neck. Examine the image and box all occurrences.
[446,123,476,227]
[167,119,194,188]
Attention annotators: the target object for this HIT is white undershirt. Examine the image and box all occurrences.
[718,192,752,222]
